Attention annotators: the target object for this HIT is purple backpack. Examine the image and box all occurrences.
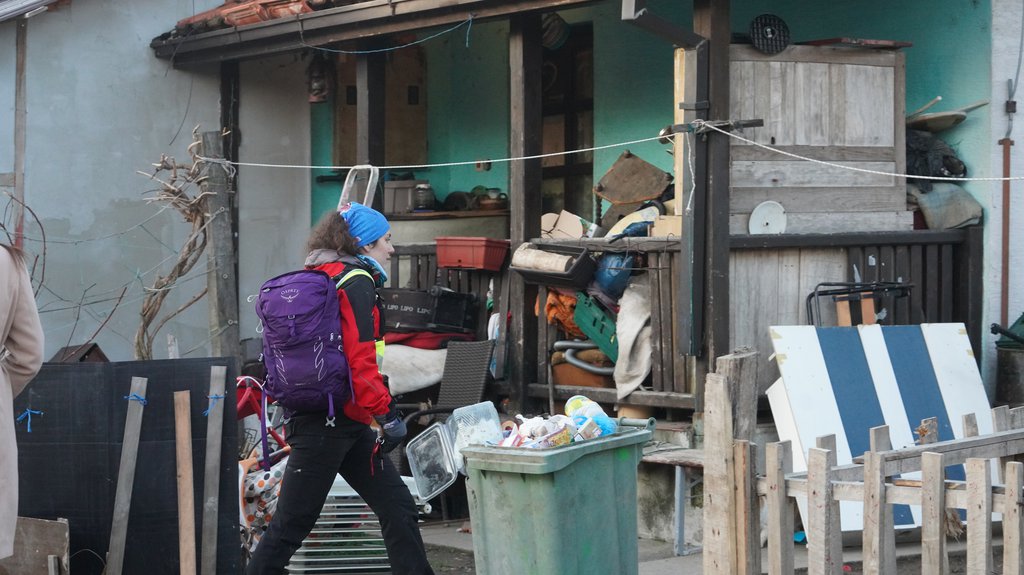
[256,268,369,424]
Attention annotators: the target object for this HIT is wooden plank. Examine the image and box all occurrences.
[526,383,696,409]
[893,245,910,324]
[962,413,979,438]
[106,377,148,575]
[670,252,688,394]
[730,187,907,214]
[965,458,993,574]
[734,441,761,575]
[729,229,967,250]
[910,244,925,323]
[175,390,198,575]
[1004,462,1024,575]
[0,517,69,575]
[925,244,939,321]
[200,366,227,575]
[731,161,895,188]
[13,20,26,247]
[716,350,758,442]
[649,252,665,392]
[940,243,954,322]
[836,301,852,326]
[795,62,830,146]
[729,146,896,162]
[702,372,737,575]
[862,451,895,575]
[766,442,795,575]
[730,44,900,67]
[806,447,841,575]
[730,212,913,235]
[921,452,948,575]
[537,285,552,414]
[658,251,676,392]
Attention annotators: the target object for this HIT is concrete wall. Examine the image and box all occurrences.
[0,0,223,361]
[237,55,313,339]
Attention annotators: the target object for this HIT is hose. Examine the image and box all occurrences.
[553,340,616,375]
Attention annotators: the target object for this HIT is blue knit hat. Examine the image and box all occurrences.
[339,202,390,248]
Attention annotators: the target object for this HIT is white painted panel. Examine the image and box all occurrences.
[769,325,863,530]
[920,323,994,437]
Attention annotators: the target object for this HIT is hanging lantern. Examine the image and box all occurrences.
[306,52,334,103]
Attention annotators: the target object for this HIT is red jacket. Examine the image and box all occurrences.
[311,259,392,424]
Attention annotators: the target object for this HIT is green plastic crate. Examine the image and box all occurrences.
[461,420,653,575]
[573,291,618,362]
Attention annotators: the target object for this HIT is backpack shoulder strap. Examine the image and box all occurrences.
[333,268,373,290]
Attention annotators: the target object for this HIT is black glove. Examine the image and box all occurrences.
[373,403,407,454]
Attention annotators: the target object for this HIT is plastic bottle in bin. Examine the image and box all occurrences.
[564,394,617,438]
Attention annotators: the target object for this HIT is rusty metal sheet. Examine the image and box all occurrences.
[594,151,672,205]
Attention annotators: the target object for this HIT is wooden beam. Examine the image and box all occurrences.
[14,19,26,247]
[693,0,730,373]
[356,47,386,210]
[526,383,696,409]
[507,13,542,413]
[201,132,241,361]
[153,0,598,66]
[174,390,198,575]
[106,377,148,575]
[200,366,227,575]
[730,229,967,249]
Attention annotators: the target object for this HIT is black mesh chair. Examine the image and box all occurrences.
[399,339,495,426]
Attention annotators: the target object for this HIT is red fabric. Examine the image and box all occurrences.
[314,261,392,424]
[383,331,474,349]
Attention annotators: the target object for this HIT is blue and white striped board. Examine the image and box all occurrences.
[766,323,992,532]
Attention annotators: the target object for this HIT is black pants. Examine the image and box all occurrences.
[245,414,435,575]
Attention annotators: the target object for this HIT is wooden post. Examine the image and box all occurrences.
[734,440,761,575]
[965,457,992,574]
[807,446,841,575]
[921,451,948,575]
[106,377,148,575]
[715,350,758,442]
[356,46,385,208]
[1004,461,1024,575]
[201,132,240,361]
[702,372,736,575]
[507,13,542,413]
[692,0,731,375]
[200,366,227,575]
[13,19,26,247]
[863,425,894,575]
[962,412,979,438]
[766,441,795,575]
[175,391,197,575]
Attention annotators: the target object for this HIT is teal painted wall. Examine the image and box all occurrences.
[310,0,991,208]
[310,99,337,224]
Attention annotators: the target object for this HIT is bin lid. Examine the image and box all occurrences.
[461,427,652,475]
[405,422,460,502]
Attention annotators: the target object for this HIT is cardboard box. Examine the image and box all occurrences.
[383,180,427,215]
[650,214,682,238]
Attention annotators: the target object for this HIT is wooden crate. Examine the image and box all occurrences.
[728,45,912,234]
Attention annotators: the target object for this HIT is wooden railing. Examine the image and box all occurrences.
[392,227,984,414]
[702,367,1024,575]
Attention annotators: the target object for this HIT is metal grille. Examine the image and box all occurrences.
[749,13,790,55]
[287,496,390,574]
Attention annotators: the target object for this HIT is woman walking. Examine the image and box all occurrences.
[246,203,434,575]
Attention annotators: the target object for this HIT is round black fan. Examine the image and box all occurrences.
[749,14,790,55]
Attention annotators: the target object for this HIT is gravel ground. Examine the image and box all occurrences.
[425,544,476,573]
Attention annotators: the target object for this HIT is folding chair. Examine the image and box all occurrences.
[805,281,913,327]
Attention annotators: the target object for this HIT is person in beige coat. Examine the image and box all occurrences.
[0,244,44,559]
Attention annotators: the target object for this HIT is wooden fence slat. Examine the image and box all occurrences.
[1011,406,1024,429]
[658,251,675,391]
[106,376,147,575]
[702,372,737,575]
[649,251,664,392]
[1004,462,1024,575]
[863,450,895,575]
[766,442,795,575]
[966,457,993,574]
[716,351,759,442]
[200,366,227,575]
[962,412,979,438]
[807,447,841,575]
[734,440,760,575]
[174,390,198,575]
[921,451,948,575]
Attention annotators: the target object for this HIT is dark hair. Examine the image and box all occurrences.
[305,211,361,256]
[0,243,24,264]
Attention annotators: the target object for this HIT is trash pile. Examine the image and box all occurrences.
[497,395,618,449]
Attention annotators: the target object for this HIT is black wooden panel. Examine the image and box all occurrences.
[15,358,239,575]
